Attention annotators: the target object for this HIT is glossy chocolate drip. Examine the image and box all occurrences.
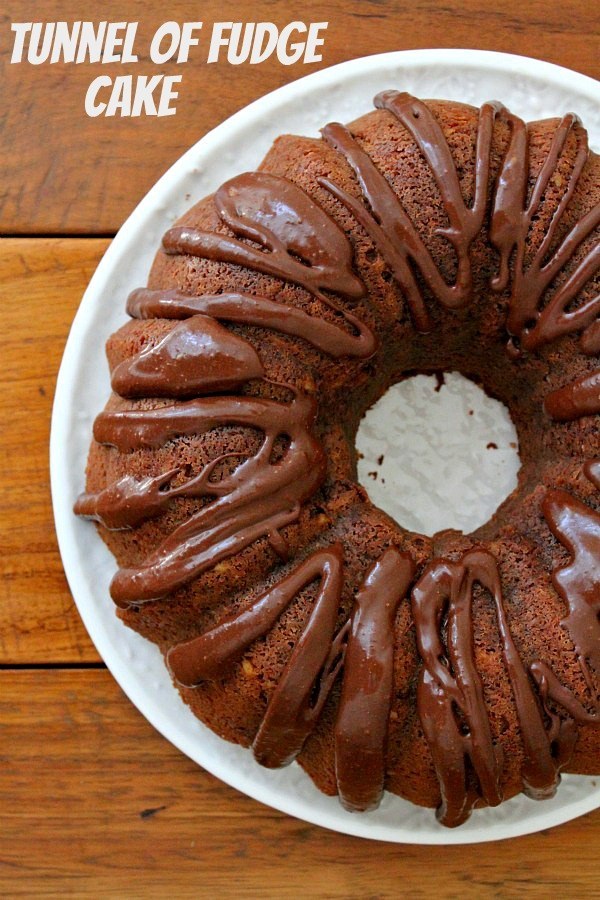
[530,660,598,726]
[320,92,500,331]
[92,392,326,605]
[544,370,600,421]
[168,544,346,768]
[334,547,415,812]
[481,554,575,801]
[253,546,346,768]
[584,458,600,490]
[491,109,600,353]
[74,469,181,530]
[111,314,265,398]
[580,320,600,355]
[542,484,600,675]
[412,551,504,827]
[162,172,365,303]
[412,548,581,826]
[488,106,528,294]
[74,450,249,530]
[79,167,377,608]
[126,288,376,359]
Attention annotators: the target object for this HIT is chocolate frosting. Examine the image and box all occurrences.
[320,94,500,332]
[543,468,600,676]
[490,109,600,354]
[111,314,265,398]
[95,392,326,606]
[334,547,415,812]
[167,543,419,780]
[412,551,504,826]
[169,544,347,768]
[162,172,366,303]
[544,370,600,421]
[412,548,590,828]
[584,458,600,490]
[581,320,600,356]
[74,469,182,530]
[126,288,377,359]
[320,92,600,353]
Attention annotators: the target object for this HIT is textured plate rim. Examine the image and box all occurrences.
[50,49,600,845]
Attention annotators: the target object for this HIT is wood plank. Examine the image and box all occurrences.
[1,668,600,897]
[0,238,109,663]
[2,0,598,234]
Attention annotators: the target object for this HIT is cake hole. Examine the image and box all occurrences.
[356,372,521,536]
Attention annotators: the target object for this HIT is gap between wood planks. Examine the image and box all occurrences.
[0,232,117,239]
[0,662,107,670]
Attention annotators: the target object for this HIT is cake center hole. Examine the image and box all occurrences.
[356,372,521,536]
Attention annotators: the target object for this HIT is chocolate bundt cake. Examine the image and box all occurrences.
[75,91,600,828]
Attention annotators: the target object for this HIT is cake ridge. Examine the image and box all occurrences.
[412,547,586,827]
[320,91,502,332]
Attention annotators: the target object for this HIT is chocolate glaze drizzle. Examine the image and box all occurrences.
[168,544,347,768]
[544,369,600,421]
[75,91,600,824]
[75,469,185,530]
[164,172,365,300]
[167,541,416,792]
[161,172,380,356]
[321,92,501,332]
[411,548,594,828]
[542,463,600,677]
[490,109,600,354]
[334,547,416,812]
[126,287,377,359]
[585,458,600,490]
[91,391,326,606]
[412,551,503,827]
[319,91,599,351]
[581,320,600,355]
[111,314,265,398]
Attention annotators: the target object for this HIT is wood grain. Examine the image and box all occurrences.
[0,238,107,663]
[2,0,599,234]
[2,668,600,898]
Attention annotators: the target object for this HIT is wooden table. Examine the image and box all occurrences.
[2,2,599,895]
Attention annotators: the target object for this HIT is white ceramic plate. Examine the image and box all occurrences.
[51,50,600,844]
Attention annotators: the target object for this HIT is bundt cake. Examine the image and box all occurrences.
[74,91,600,828]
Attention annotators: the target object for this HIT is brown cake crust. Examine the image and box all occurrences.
[77,95,600,825]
